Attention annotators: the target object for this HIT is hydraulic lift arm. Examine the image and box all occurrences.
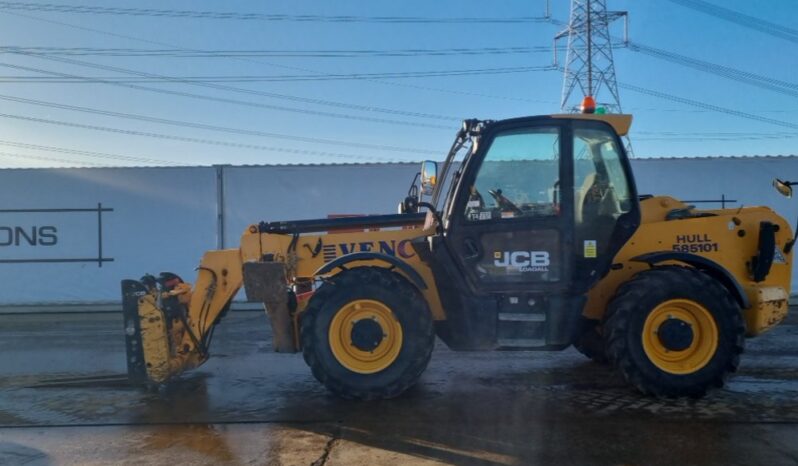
[121,228,292,384]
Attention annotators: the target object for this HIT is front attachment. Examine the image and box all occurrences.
[121,279,148,384]
[121,278,201,385]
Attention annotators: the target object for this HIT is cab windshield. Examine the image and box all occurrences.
[464,127,561,222]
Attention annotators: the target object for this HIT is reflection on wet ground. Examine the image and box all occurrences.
[1,311,798,465]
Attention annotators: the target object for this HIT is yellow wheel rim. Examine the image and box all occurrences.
[642,299,719,375]
[328,299,403,374]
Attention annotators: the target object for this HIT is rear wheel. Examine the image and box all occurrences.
[301,267,435,400]
[605,266,745,397]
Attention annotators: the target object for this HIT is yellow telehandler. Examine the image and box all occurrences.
[122,112,793,399]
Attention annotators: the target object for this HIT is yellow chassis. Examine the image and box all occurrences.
[129,196,792,384]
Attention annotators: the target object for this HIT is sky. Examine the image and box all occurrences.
[0,0,796,168]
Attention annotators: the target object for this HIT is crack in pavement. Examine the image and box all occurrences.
[310,436,339,466]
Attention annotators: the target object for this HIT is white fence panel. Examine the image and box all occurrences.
[1,156,797,308]
[0,167,218,305]
[221,163,419,247]
[632,157,798,221]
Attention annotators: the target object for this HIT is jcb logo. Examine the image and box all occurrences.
[494,250,550,272]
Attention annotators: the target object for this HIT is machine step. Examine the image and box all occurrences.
[498,312,546,322]
[497,338,547,348]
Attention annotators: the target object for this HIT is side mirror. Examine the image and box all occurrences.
[774,178,793,198]
[421,161,438,196]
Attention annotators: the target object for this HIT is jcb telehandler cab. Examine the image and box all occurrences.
[122,113,792,399]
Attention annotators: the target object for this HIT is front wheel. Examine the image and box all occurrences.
[301,267,435,400]
[604,266,745,397]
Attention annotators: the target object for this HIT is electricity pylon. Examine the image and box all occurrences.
[555,0,628,114]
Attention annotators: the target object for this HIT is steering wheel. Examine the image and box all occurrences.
[488,189,523,215]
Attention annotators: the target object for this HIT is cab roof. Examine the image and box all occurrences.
[551,113,633,136]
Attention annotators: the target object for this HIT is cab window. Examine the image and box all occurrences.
[464,127,560,222]
[573,126,632,228]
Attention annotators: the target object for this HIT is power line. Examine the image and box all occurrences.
[14,38,798,106]
[12,8,794,148]
[552,12,798,111]
[638,130,798,137]
[0,93,441,155]
[0,45,560,58]
[15,57,792,146]
[0,112,418,162]
[0,51,560,111]
[0,11,560,115]
[0,11,560,121]
[0,150,108,167]
[665,0,798,44]
[639,130,797,135]
[0,2,550,23]
[0,65,557,83]
[14,41,794,105]
[636,136,798,142]
[0,61,455,130]
[3,51,474,123]
[553,15,798,101]
[0,139,183,165]
[627,41,798,99]
[635,130,798,141]
[15,9,778,121]
[14,50,794,147]
[619,82,798,130]
[6,48,560,109]
[551,53,798,132]
[554,13,798,109]
[0,15,469,125]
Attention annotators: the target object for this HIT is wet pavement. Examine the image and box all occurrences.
[2,310,798,465]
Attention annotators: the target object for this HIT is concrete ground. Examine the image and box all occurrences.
[1,310,798,466]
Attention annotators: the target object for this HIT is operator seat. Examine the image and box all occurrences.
[575,172,598,225]
[576,172,621,225]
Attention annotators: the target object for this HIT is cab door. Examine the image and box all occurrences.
[444,117,639,296]
[446,119,575,295]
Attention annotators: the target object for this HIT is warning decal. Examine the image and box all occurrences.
[584,240,597,258]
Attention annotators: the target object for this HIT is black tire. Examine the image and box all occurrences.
[573,319,608,363]
[300,267,435,400]
[604,266,745,397]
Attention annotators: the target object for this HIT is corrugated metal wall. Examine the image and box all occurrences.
[0,157,796,307]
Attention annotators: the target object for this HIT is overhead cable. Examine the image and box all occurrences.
[0,93,441,155]
[0,64,556,83]
[0,139,182,165]
[627,41,798,98]
[0,2,550,23]
[0,62,454,130]
[0,11,557,115]
[665,0,798,44]
[0,45,560,58]
[0,112,417,162]
[619,83,798,130]
[0,150,108,167]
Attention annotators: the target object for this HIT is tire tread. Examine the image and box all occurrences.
[604,265,745,397]
[301,267,434,400]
